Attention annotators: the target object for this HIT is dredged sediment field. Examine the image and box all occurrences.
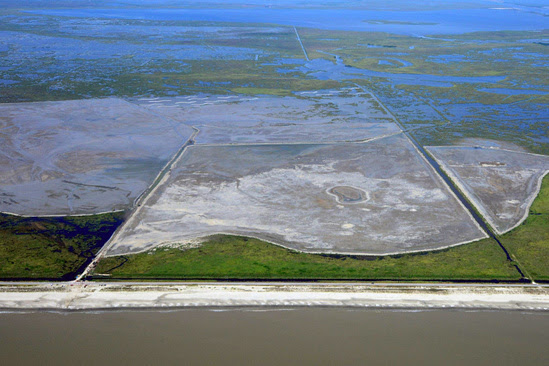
[134,88,399,145]
[427,145,549,234]
[0,98,194,216]
[106,133,486,256]
[5,91,546,259]
[0,89,398,216]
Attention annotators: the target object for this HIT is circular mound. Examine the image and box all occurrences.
[327,186,369,204]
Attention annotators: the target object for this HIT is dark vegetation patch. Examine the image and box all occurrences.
[0,212,124,280]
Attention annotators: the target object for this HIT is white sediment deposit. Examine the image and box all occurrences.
[1,283,548,311]
[427,144,549,234]
[106,134,487,256]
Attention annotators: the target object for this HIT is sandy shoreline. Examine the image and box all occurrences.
[1,283,548,312]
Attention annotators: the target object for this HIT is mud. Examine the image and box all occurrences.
[427,145,549,233]
[106,134,486,256]
[0,98,194,215]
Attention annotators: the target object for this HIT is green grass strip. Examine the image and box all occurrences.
[94,235,518,282]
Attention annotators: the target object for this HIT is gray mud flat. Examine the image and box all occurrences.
[194,122,400,145]
[107,134,486,256]
[134,88,397,144]
[0,98,194,215]
[427,145,549,234]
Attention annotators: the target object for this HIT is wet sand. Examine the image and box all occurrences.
[0,308,547,365]
[1,283,548,312]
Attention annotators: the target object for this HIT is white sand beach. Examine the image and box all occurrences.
[1,282,548,312]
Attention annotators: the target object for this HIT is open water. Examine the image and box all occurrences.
[0,309,547,365]
[29,8,547,35]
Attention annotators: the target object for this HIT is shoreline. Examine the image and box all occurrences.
[1,282,548,312]
[2,306,546,315]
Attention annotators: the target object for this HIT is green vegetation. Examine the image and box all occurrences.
[91,174,549,282]
[302,27,548,82]
[501,174,549,281]
[0,212,124,280]
[93,236,518,281]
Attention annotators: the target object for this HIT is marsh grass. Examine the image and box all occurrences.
[0,212,124,280]
[93,235,518,282]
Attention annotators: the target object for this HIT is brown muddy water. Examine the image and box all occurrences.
[0,309,547,365]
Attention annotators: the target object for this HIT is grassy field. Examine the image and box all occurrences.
[500,174,549,281]
[0,212,124,280]
[93,236,519,282]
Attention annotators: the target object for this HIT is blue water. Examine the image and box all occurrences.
[0,79,19,85]
[28,8,547,35]
[290,58,503,87]
[477,88,548,95]
[0,30,269,63]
